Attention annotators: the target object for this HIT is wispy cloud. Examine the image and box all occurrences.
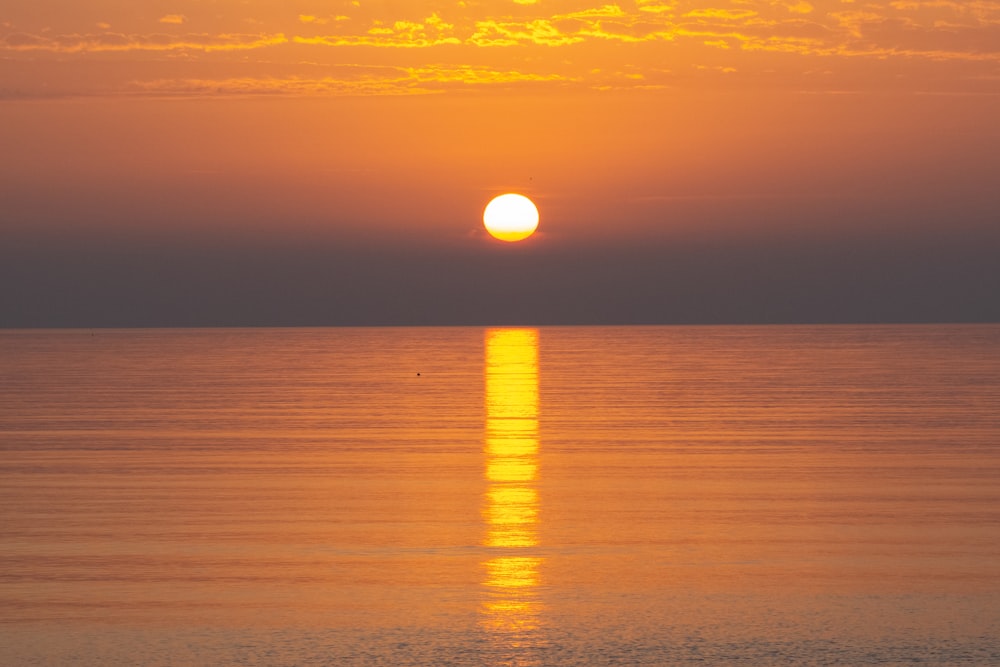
[126,65,576,97]
[1,0,997,97]
[298,14,350,25]
[1,31,288,54]
[295,13,462,48]
[5,2,998,59]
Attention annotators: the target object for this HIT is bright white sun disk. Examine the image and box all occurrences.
[483,194,539,242]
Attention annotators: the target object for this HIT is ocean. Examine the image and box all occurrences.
[2,325,999,665]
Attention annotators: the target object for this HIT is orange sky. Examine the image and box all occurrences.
[1,1,998,325]
[3,0,1000,95]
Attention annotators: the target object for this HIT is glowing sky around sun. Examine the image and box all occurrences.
[1,1,999,326]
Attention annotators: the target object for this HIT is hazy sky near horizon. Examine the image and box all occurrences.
[2,0,999,326]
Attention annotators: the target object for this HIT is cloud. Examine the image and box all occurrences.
[777,1,814,14]
[4,2,997,63]
[125,65,576,97]
[468,19,585,47]
[2,0,999,97]
[404,64,574,86]
[1,31,288,54]
[637,2,675,14]
[297,15,349,25]
[683,8,759,21]
[4,32,47,48]
[559,4,629,19]
[296,13,462,48]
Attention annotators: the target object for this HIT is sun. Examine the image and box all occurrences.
[483,194,539,242]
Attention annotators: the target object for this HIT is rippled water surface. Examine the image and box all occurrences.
[2,325,999,665]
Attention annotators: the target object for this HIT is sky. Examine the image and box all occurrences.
[1,0,998,326]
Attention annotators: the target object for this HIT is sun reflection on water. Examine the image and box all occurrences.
[482,328,543,649]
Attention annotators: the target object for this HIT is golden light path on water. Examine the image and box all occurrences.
[482,328,543,644]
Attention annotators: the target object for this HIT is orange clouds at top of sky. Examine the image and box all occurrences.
[2,0,999,97]
[1,1,998,325]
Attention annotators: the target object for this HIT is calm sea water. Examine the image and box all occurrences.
[1,325,999,666]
